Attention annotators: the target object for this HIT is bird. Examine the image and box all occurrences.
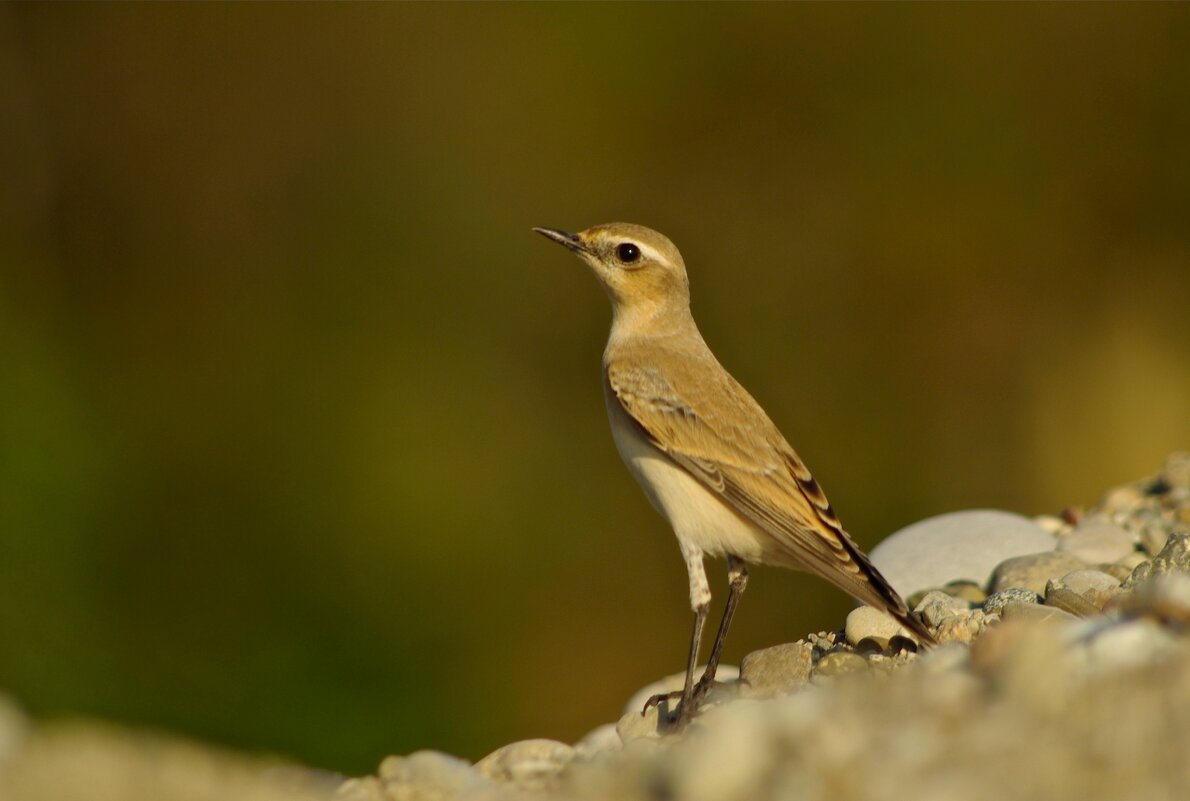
[533,222,934,727]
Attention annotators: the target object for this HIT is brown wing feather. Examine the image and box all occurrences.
[606,353,933,643]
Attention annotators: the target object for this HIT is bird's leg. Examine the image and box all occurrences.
[692,555,748,701]
[643,543,711,726]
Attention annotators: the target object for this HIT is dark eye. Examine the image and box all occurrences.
[615,242,641,263]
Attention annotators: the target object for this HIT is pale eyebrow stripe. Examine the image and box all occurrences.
[635,242,666,265]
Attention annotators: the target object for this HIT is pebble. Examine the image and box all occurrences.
[1125,533,1190,588]
[869,510,1056,597]
[1033,514,1070,534]
[813,651,869,678]
[943,580,988,604]
[999,602,1080,627]
[1137,517,1172,558]
[335,776,385,801]
[1115,552,1149,571]
[935,609,992,644]
[1097,562,1134,582]
[1118,572,1190,625]
[844,606,910,649]
[616,705,664,744]
[983,587,1042,615]
[573,724,621,758]
[739,642,813,698]
[1059,568,1123,609]
[1099,485,1145,515]
[474,739,574,789]
[1043,585,1100,618]
[990,551,1088,594]
[378,750,489,799]
[1081,619,1180,674]
[1056,517,1137,564]
[914,590,970,628]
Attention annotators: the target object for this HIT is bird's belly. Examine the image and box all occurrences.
[608,411,768,562]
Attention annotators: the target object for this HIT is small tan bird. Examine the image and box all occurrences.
[534,222,934,726]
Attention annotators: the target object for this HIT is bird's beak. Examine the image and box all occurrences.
[533,227,589,255]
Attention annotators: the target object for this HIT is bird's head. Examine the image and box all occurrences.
[534,222,691,325]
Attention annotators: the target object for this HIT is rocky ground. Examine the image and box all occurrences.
[3,453,1189,801]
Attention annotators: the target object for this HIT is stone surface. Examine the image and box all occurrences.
[1119,573,1190,625]
[983,587,1043,615]
[474,739,573,789]
[999,602,1080,627]
[942,579,987,604]
[1125,533,1190,587]
[990,551,1088,594]
[812,651,868,678]
[739,642,813,698]
[843,605,908,648]
[1080,619,1180,674]
[1043,585,1100,618]
[869,509,1056,597]
[615,706,664,744]
[380,750,489,800]
[1056,517,1137,564]
[1060,568,1121,596]
[1060,568,1123,610]
[913,590,968,627]
[573,724,621,758]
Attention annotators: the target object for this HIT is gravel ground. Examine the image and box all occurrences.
[3,453,1188,801]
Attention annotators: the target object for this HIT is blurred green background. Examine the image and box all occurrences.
[2,2,1188,775]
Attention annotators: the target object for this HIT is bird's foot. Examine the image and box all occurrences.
[641,677,719,730]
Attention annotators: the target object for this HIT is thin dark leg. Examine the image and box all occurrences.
[692,556,749,700]
[643,602,708,723]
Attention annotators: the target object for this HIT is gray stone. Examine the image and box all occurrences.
[991,551,1088,594]
[999,602,1080,627]
[378,750,489,800]
[983,587,1043,615]
[869,510,1056,598]
[1125,533,1190,588]
[1120,572,1190,625]
[1060,568,1123,609]
[1082,619,1180,674]
[943,579,988,604]
[1116,552,1149,571]
[616,706,664,744]
[1043,585,1100,618]
[1056,517,1136,564]
[573,723,621,758]
[335,777,386,801]
[844,605,912,648]
[739,641,813,698]
[1138,515,1172,558]
[914,590,970,628]
[474,738,574,789]
[1100,485,1145,515]
[813,651,869,678]
[1060,568,1121,596]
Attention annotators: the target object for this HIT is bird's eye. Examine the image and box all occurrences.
[616,243,641,263]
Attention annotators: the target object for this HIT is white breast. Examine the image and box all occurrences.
[605,397,768,563]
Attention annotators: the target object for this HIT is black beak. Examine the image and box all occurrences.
[533,227,588,254]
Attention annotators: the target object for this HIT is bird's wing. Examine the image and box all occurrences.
[606,357,921,633]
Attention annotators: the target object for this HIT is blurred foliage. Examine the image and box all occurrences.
[1,2,1188,775]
